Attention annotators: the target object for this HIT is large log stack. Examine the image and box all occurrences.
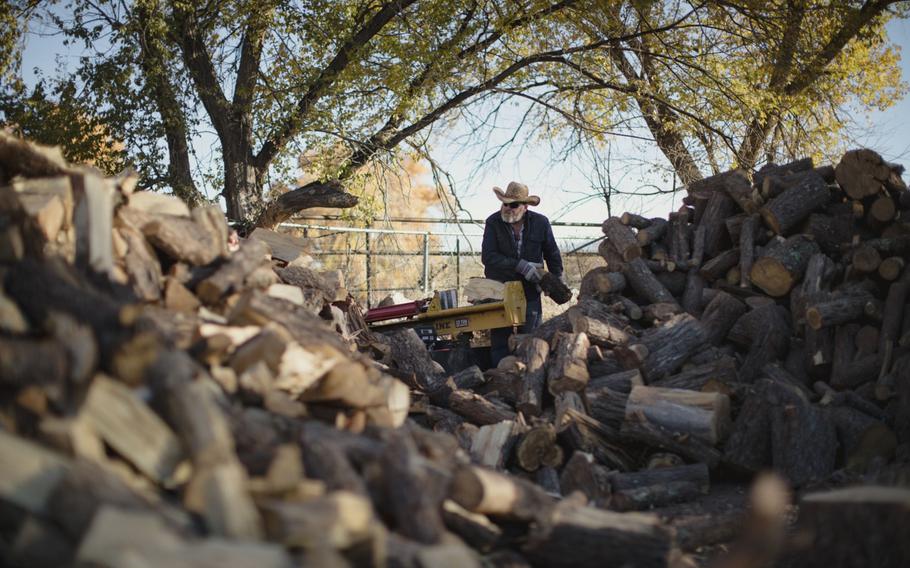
[2,131,909,568]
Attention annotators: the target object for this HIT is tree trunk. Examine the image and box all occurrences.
[623,385,732,447]
[223,138,266,227]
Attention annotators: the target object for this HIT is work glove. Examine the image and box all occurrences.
[516,259,542,283]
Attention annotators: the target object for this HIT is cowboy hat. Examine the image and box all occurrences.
[493,181,540,206]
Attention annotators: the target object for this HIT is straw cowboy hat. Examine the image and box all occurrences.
[493,181,540,206]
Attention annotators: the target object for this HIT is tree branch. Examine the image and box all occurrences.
[168,2,232,140]
[254,180,358,229]
[134,0,204,206]
[255,0,419,168]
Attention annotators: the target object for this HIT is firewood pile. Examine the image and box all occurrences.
[1,129,909,568]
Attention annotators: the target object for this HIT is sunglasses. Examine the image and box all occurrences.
[503,202,524,209]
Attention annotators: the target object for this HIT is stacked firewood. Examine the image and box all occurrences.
[3,129,910,568]
[403,150,910,565]
[572,151,910,486]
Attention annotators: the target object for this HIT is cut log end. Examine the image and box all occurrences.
[751,258,794,298]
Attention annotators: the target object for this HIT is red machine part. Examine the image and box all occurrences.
[363,300,425,323]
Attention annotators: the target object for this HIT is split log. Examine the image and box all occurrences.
[681,270,705,316]
[0,335,69,388]
[722,383,772,473]
[785,486,910,568]
[441,500,502,552]
[868,194,897,225]
[609,463,710,511]
[450,465,553,522]
[586,383,629,430]
[770,398,837,487]
[622,313,708,380]
[248,227,310,264]
[761,167,821,202]
[577,267,626,300]
[621,212,652,229]
[547,332,591,394]
[806,288,875,330]
[654,483,750,553]
[699,248,740,281]
[380,430,447,544]
[602,217,642,261]
[698,188,737,258]
[260,491,374,549]
[470,420,518,469]
[559,451,611,507]
[515,337,549,417]
[588,369,643,394]
[539,271,572,305]
[753,157,815,191]
[835,148,907,200]
[689,224,706,268]
[636,218,668,246]
[623,257,678,306]
[523,500,674,568]
[535,466,562,497]
[738,214,758,288]
[383,328,446,392]
[751,234,820,297]
[791,252,838,328]
[736,306,792,383]
[654,270,687,297]
[196,238,271,304]
[0,430,71,515]
[760,170,830,234]
[6,514,74,568]
[515,424,564,472]
[805,212,853,256]
[597,238,626,272]
[623,386,731,447]
[81,375,183,484]
[851,244,882,274]
[700,291,747,346]
[830,353,880,390]
[669,208,691,265]
[879,256,905,281]
[813,381,886,420]
[854,324,879,356]
[567,305,631,347]
[449,390,516,426]
[879,281,908,375]
[827,406,896,471]
[556,401,635,471]
[651,357,739,392]
[120,208,221,266]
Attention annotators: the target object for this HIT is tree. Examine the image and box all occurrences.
[8,0,634,230]
[509,0,907,186]
[4,0,906,223]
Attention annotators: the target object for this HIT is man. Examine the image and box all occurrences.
[481,181,563,366]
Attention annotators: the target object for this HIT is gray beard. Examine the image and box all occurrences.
[500,209,524,224]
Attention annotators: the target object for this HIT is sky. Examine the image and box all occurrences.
[430,17,910,231]
[17,11,910,249]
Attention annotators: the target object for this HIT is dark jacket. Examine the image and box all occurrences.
[481,209,563,300]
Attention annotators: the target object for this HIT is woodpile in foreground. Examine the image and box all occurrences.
[1,131,908,568]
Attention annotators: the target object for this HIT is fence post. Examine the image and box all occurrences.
[456,237,461,302]
[365,231,372,308]
[422,232,430,295]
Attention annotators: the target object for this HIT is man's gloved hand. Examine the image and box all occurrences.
[516,259,542,283]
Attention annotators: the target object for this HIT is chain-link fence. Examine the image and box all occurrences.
[280,218,604,309]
